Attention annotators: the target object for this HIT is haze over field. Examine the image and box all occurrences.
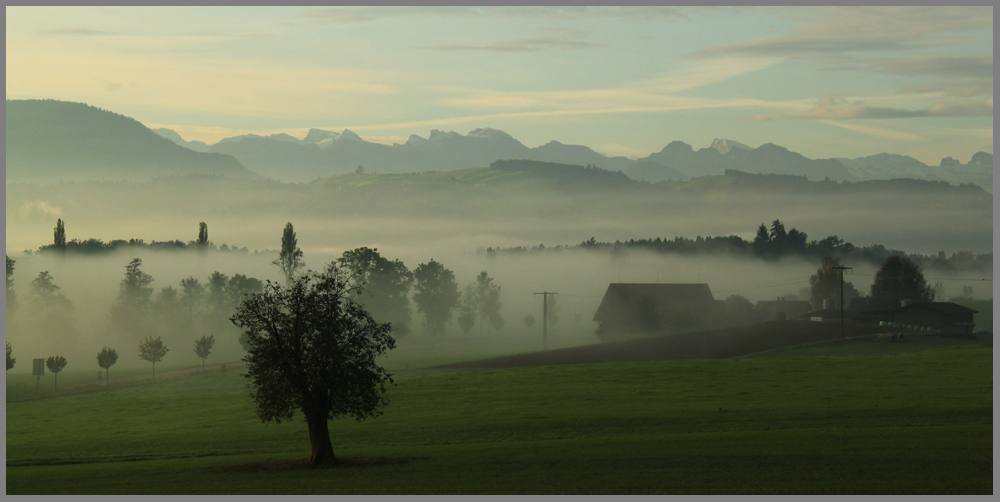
[4,6,993,371]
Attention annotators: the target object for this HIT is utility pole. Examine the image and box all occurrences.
[534,292,557,350]
[833,265,853,339]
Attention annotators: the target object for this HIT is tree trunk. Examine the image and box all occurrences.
[306,415,337,465]
[152,362,155,381]
[202,358,205,372]
[54,372,58,391]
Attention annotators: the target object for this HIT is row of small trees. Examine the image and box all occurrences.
[5,335,216,390]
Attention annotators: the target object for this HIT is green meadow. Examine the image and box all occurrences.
[6,342,993,494]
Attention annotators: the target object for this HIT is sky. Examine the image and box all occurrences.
[5,6,993,165]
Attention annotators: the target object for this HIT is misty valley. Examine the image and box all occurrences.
[4,9,994,491]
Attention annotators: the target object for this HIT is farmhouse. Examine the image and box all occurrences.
[892,302,978,337]
[593,283,720,339]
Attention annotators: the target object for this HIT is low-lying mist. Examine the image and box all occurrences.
[7,242,977,377]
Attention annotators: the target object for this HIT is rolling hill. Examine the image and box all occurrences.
[6,100,254,182]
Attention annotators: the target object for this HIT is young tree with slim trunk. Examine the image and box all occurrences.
[231,263,396,466]
[138,336,169,380]
[97,347,118,387]
[46,355,67,390]
[273,222,305,285]
[193,334,215,371]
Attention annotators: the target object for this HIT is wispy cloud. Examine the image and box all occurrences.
[873,55,993,79]
[432,58,781,112]
[690,7,991,60]
[302,6,687,24]
[417,36,599,52]
[819,120,924,142]
[899,81,993,98]
[751,100,993,121]
[38,27,109,36]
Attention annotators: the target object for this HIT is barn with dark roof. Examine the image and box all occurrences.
[892,302,978,337]
[593,283,720,340]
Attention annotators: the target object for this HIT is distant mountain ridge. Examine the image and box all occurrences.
[7,100,253,181]
[6,99,990,190]
[160,125,991,190]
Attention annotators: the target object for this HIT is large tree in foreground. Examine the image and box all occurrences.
[231,263,396,465]
[870,255,935,307]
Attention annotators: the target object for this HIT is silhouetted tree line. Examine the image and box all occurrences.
[482,219,991,273]
[32,221,268,256]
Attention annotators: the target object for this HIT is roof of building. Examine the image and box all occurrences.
[894,302,979,315]
[593,283,715,321]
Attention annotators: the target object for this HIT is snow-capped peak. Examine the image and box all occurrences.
[711,138,752,155]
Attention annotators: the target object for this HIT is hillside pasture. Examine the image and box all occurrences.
[6,342,992,494]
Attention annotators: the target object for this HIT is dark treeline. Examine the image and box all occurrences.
[482,219,992,274]
[31,220,271,256]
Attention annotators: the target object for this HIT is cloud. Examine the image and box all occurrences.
[690,7,991,60]
[751,100,993,121]
[18,201,64,220]
[431,58,781,111]
[817,95,844,107]
[418,36,600,52]
[594,143,651,160]
[818,121,925,142]
[898,81,993,98]
[102,81,122,91]
[302,6,687,23]
[874,55,993,79]
[38,27,109,36]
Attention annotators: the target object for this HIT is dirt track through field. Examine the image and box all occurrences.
[435,320,891,369]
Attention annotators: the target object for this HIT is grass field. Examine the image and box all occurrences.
[6,341,993,494]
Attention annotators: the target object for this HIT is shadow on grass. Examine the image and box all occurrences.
[213,456,425,472]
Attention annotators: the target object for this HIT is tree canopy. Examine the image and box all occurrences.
[338,247,414,337]
[194,334,215,370]
[870,255,935,306]
[809,255,860,310]
[231,263,395,465]
[138,336,169,379]
[46,355,68,390]
[97,346,119,386]
[413,260,460,336]
[273,222,304,285]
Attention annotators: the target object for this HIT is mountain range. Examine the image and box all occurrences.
[4,99,991,191]
[159,123,992,190]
